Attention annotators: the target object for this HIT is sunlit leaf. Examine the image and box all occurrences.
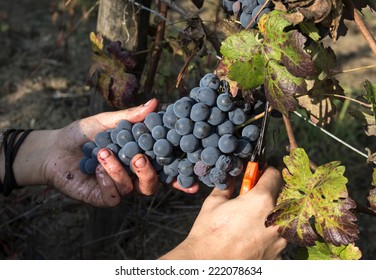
[364,80,376,122]
[265,148,359,246]
[298,240,362,260]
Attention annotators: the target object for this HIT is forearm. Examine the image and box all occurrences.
[0,130,57,187]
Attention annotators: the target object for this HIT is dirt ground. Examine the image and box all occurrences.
[0,0,376,260]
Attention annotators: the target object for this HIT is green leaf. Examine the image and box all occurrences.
[298,241,362,260]
[368,168,376,211]
[220,10,316,116]
[298,21,321,41]
[265,148,359,246]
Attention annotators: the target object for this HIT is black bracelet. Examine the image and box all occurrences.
[0,129,33,196]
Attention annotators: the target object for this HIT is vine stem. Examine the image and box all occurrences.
[143,2,167,95]
[322,94,372,108]
[283,115,318,170]
[343,0,376,56]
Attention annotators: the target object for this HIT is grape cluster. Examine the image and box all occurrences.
[222,0,273,29]
[80,73,264,190]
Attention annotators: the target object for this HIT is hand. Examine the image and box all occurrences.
[160,167,287,259]
[7,99,198,207]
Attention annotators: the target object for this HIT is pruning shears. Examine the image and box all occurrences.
[240,100,271,195]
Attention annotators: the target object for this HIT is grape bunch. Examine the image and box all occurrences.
[222,0,273,29]
[80,73,264,190]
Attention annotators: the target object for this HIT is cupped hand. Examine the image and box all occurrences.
[42,99,198,207]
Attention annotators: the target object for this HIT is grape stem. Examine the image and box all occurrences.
[235,106,272,130]
[343,0,376,56]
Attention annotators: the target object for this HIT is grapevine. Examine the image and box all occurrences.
[85,0,376,260]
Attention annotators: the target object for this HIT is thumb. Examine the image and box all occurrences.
[202,179,235,210]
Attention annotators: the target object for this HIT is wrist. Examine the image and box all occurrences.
[0,130,57,188]
[159,237,199,260]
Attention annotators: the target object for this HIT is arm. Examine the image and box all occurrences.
[0,99,198,206]
[160,167,287,259]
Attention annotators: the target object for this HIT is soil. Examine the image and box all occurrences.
[0,0,376,260]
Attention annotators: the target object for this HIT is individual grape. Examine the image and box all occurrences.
[145,149,156,160]
[82,141,97,158]
[156,155,175,166]
[189,86,200,100]
[177,174,195,188]
[218,134,238,154]
[106,143,121,154]
[228,108,247,125]
[151,159,163,172]
[215,182,229,190]
[178,158,194,176]
[195,87,217,106]
[253,100,265,114]
[117,119,133,130]
[94,131,112,148]
[229,156,244,176]
[241,124,260,142]
[159,170,175,184]
[217,120,234,136]
[232,0,241,14]
[207,106,226,126]
[166,129,182,147]
[201,147,222,166]
[144,112,163,131]
[190,102,210,122]
[92,147,100,158]
[194,161,211,176]
[215,154,233,171]
[187,148,203,164]
[217,93,234,112]
[201,133,220,148]
[118,148,131,165]
[173,98,192,118]
[138,133,155,151]
[110,128,122,144]
[180,134,200,153]
[163,159,180,177]
[79,157,89,174]
[199,73,220,90]
[198,174,215,187]
[132,122,149,141]
[151,125,168,140]
[241,0,258,13]
[85,158,99,175]
[235,138,253,158]
[193,121,212,139]
[116,129,134,147]
[175,118,194,136]
[162,111,179,129]
[209,167,227,184]
[153,139,173,157]
[240,11,256,29]
[122,141,141,160]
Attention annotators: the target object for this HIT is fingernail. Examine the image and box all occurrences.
[135,156,146,168]
[99,149,111,160]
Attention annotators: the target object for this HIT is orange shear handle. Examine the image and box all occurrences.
[240,161,261,195]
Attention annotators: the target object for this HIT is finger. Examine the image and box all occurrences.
[171,180,200,194]
[202,179,235,209]
[97,148,134,196]
[95,164,122,207]
[250,166,283,201]
[131,154,159,195]
[96,98,159,128]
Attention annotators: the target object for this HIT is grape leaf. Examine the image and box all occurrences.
[220,11,316,115]
[297,240,362,260]
[297,95,335,126]
[86,32,139,109]
[265,148,359,246]
[349,110,376,136]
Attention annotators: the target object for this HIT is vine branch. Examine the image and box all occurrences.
[343,0,376,56]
